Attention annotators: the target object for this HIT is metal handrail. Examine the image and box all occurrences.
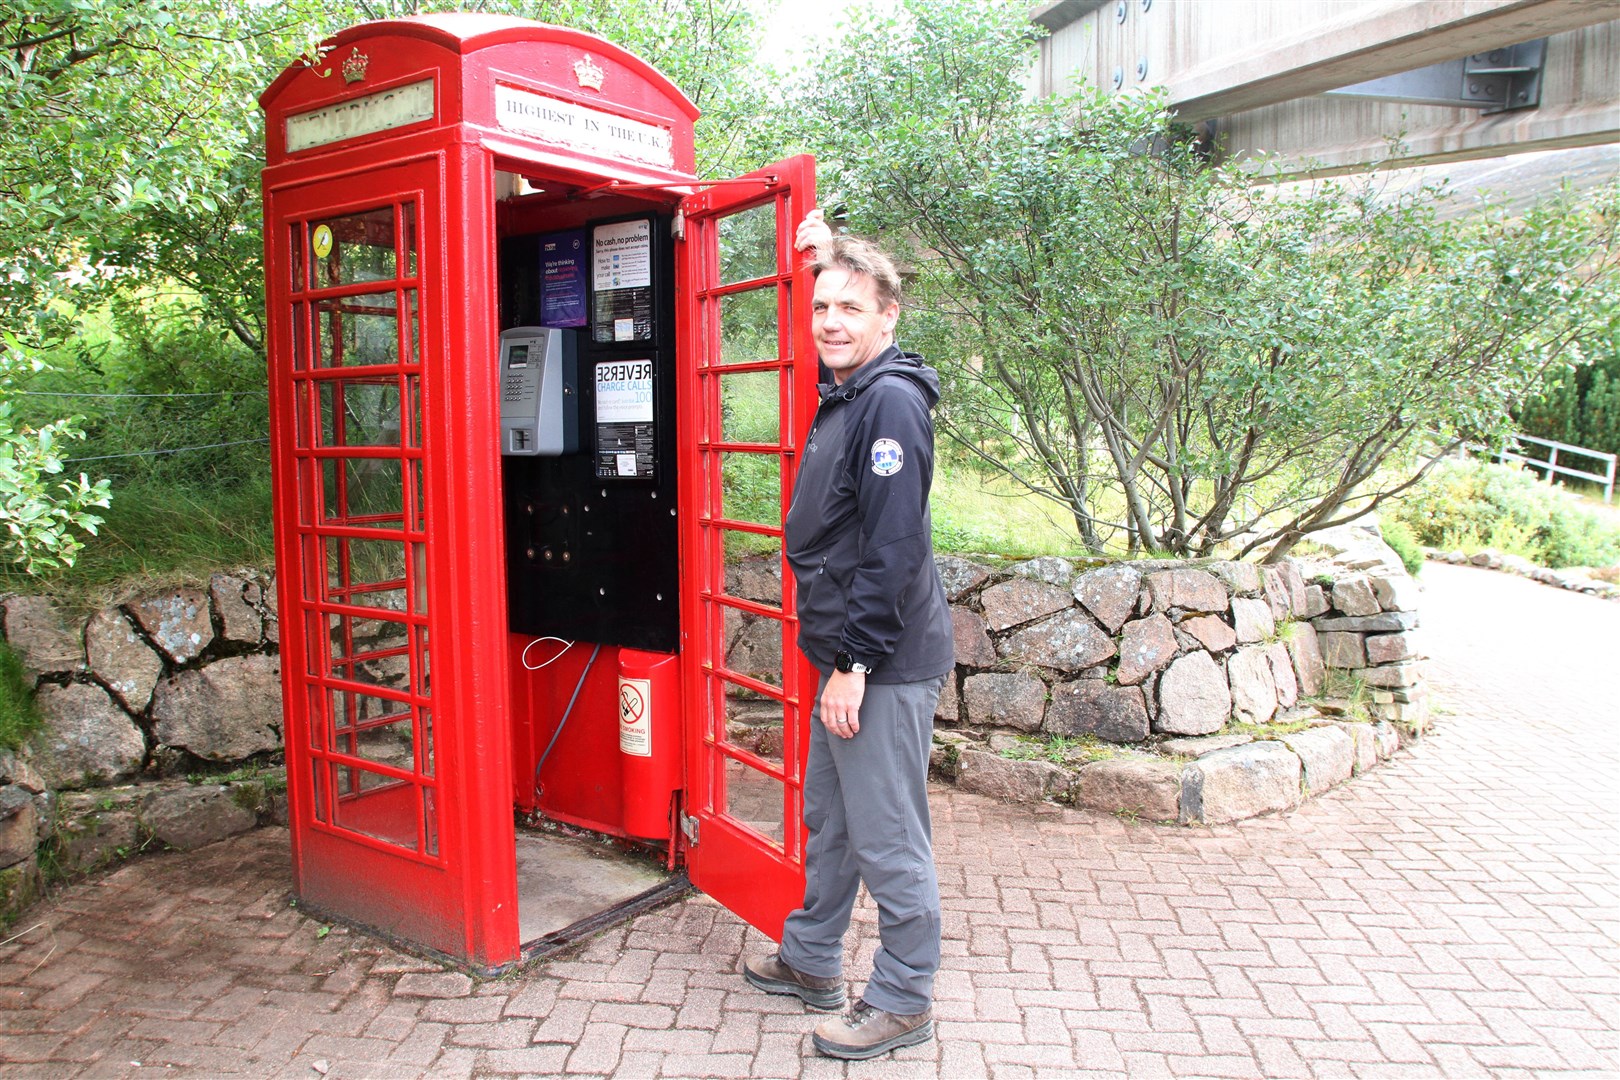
[1492,432,1617,504]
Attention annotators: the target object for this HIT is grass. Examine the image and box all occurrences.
[0,475,274,615]
[0,642,42,751]
[1225,716,1319,740]
[1312,668,1373,723]
[932,466,1088,558]
[999,732,1121,766]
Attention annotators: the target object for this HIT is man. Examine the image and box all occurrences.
[742,210,955,1061]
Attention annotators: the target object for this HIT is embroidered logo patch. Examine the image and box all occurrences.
[870,438,904,476]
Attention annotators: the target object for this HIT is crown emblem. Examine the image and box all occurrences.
[573,54,605,91]
[341,47,368,84]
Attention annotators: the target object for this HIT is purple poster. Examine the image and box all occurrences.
[539,229,587,328]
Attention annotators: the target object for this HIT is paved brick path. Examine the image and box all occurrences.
[1,562,1617,1078]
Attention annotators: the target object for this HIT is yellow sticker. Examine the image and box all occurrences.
[312,224,333,260]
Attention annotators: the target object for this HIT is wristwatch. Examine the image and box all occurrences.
[834,650,873,676]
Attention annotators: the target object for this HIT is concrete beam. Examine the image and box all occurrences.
[1242,99,1620,179]
[1030,0,1106,33]
[1168,0,1616,122]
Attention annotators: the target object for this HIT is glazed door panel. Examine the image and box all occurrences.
[677,155,819,938]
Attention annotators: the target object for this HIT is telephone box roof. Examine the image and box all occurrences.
[259,13,698,120]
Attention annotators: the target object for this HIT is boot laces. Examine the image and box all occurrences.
[847,1000,880,1028]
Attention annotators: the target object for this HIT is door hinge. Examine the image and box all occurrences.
[679,811,699,846]
[672,210,686,241]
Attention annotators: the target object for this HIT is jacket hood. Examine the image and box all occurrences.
[821,345,940,410]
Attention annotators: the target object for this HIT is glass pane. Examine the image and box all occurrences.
[722,527,778,562]
[404,375,422,447]
[289,223,305,293]
[323,457,404,528]
[316,293,399,368]
[291,302,309,371]
[314,206,397,287]
[306,684,328,752]
[418,707,434,776]
[328,614,411,690]
[408,458,426,532]
[423,786,438,856]
[719,287,779,365]
[723,609,784,692]
[331,770,421,851]
[720,451,780,528]
[719,370,780,444]
[718,201,777,285]
[722,758,784,846]
[325,536,408,610]
[310,759,327,821]
[320,378,402,447]
[402,203,418,279]
[722,550,782,606]
[330,687,414,770]
[413,626,430,700]
[723,688,784,770]
[294,382,314,448]
[300,535,323,603]
[410,542,427,616]
[405,291,420,365]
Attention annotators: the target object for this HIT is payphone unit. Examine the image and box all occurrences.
[498,326,578,457]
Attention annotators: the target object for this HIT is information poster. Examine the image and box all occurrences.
[539,229,587,327]
[591,219,654,344]
[595,358,656,480]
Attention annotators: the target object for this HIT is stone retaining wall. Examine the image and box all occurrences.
[905,524,1429,820]
[721,522,1430,822]
[714,524,1429,822]
[1,525,1431,922]
[0,572,284,918]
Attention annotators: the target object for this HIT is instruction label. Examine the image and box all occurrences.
[595,359,656,480]
[593,220,651,290]
[591,219,654,344]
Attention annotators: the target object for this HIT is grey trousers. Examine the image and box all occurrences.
[777,672,946,1015]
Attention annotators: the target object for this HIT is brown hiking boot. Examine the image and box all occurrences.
[742,952,847,1011]
[812,998,934,1059]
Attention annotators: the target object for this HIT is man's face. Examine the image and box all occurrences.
[812,268,898,383]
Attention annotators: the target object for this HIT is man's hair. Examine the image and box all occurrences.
[812,235,902,310]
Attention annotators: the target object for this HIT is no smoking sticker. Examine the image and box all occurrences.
[311,224,334,260]
[619,676,651,757]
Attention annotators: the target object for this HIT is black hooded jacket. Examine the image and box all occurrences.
[784,345,955,684]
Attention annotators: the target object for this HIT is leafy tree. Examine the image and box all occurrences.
[777,0,1619,560]
[2,0,767,357]
[1516,340,1620,460]
[1,0,766,572]
[0,342,110,572]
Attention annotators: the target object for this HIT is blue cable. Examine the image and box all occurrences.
[532,642,602,799]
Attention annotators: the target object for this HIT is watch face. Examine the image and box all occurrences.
[835,650,853,673]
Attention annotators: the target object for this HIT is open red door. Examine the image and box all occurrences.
[266,153,519,967]
[676,155,819,938]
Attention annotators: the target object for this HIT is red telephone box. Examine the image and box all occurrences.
[259,14,820,969]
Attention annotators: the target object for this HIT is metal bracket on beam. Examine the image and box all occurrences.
[1324,38,1546,114]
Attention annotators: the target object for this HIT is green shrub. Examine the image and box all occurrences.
[18,309,270,488]
[0,642,41,751]
[1393,458,1620,569]
[1379,518,1425,576]
[0,474,274,609]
